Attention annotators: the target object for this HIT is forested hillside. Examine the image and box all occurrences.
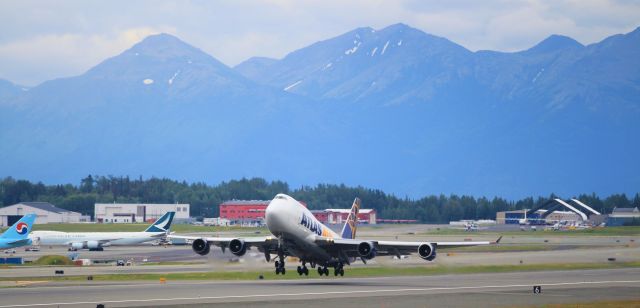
[1,176,637,223]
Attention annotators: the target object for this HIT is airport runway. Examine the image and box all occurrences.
[0,268,638,307]
[2,243,638,278]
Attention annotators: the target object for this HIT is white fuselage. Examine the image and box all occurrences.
[265,194,340,262]
[30,231,163,246]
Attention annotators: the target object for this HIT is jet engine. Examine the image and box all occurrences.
[418,243,436,261]
[192,238,210,255]
[86,241,100,249]
[357,241,377,259]
[229,239,247,256]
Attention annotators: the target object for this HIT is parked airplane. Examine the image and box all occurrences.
[30,212,175,251]
[173,194,498,276]
[0,214,37,249]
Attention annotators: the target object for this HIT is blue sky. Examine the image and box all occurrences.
[1,0,639,86]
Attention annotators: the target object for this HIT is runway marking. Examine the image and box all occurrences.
[0,280,638,307]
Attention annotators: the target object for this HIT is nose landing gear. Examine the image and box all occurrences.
[275,253,286,275]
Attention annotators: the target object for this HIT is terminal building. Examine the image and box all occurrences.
[219,200,377,225]
[94,203,190,223]
[0,202,89,226]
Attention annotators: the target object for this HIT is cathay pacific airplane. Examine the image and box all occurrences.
[30,212,175,251]
[0,214,37,249]
[173,194,499,276]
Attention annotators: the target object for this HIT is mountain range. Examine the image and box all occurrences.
[1,23,638,199]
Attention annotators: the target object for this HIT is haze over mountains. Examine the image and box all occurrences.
[1,23,638,199]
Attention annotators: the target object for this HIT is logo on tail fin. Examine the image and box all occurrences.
[15,222,28,235]
[340,198,361,239]
[145,212,175,233]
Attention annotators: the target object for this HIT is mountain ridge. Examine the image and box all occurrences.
[0,24,638,199]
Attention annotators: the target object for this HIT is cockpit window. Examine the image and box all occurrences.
[275,195,287,200]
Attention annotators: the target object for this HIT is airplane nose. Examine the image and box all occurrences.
[265,199,286,234]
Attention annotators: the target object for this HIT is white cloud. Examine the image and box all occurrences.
[0,27,175,85]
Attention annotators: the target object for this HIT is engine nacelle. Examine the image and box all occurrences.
[418,243,437,261]
[86,241,101,249]
[229,239,247,256]
[357,241,377,259]
[192,238,211,256]
[70,242,84,250]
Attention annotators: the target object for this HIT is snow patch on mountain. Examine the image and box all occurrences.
[345,42,361,55]
[168,71,180,85]
[284,80,302,91]
[532,68,545,83]
[143,79,154,85]
[381,41,390,55]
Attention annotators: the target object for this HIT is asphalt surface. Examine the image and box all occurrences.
[0,268,638,307]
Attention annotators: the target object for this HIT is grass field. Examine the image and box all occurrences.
[3,261,639,282]
[414,226,640,237]
[25,223,268,234]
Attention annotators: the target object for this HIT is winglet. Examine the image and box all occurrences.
[493,235,503,244]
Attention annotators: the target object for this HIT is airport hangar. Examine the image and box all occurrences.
[495,198,604,225]
[0,202,89,227]
[94,203,190,223]
[219,200,377,225]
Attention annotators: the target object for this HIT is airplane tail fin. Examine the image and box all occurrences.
[1,214,36,239]
[144,212,175,233]
[340,198,361,239]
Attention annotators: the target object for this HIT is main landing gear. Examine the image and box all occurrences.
[297,265,309,276]
[334,263,344,276]
[316,262,344,276]
[317,266,329,276]
[275,259,286,275]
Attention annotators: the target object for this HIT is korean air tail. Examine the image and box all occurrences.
[144,212,175,233]
[1,214,36,239]
[340,198,361,239]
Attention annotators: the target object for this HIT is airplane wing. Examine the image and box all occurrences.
[315,236,501,259]
[169,235,280,254]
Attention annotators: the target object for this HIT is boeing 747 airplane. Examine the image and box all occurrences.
[0,214,37,249]
[30,212,175,251]
[173,194,499,276]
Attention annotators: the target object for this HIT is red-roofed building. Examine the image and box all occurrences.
[219,200,269,222]
[219,200,376,225]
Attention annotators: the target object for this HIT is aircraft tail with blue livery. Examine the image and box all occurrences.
[144,211,175,233]
[340,198,361,239]
[0,214,37,249]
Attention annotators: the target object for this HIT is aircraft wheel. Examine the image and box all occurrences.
[275,261,280,268]
[281,267,286,275]
[317,267,323,276]
[297,266,302,275]
[339,269,344,276]
[304,267,309,275]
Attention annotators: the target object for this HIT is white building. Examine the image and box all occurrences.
[94,203,190,223]
[0,202,88,227]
